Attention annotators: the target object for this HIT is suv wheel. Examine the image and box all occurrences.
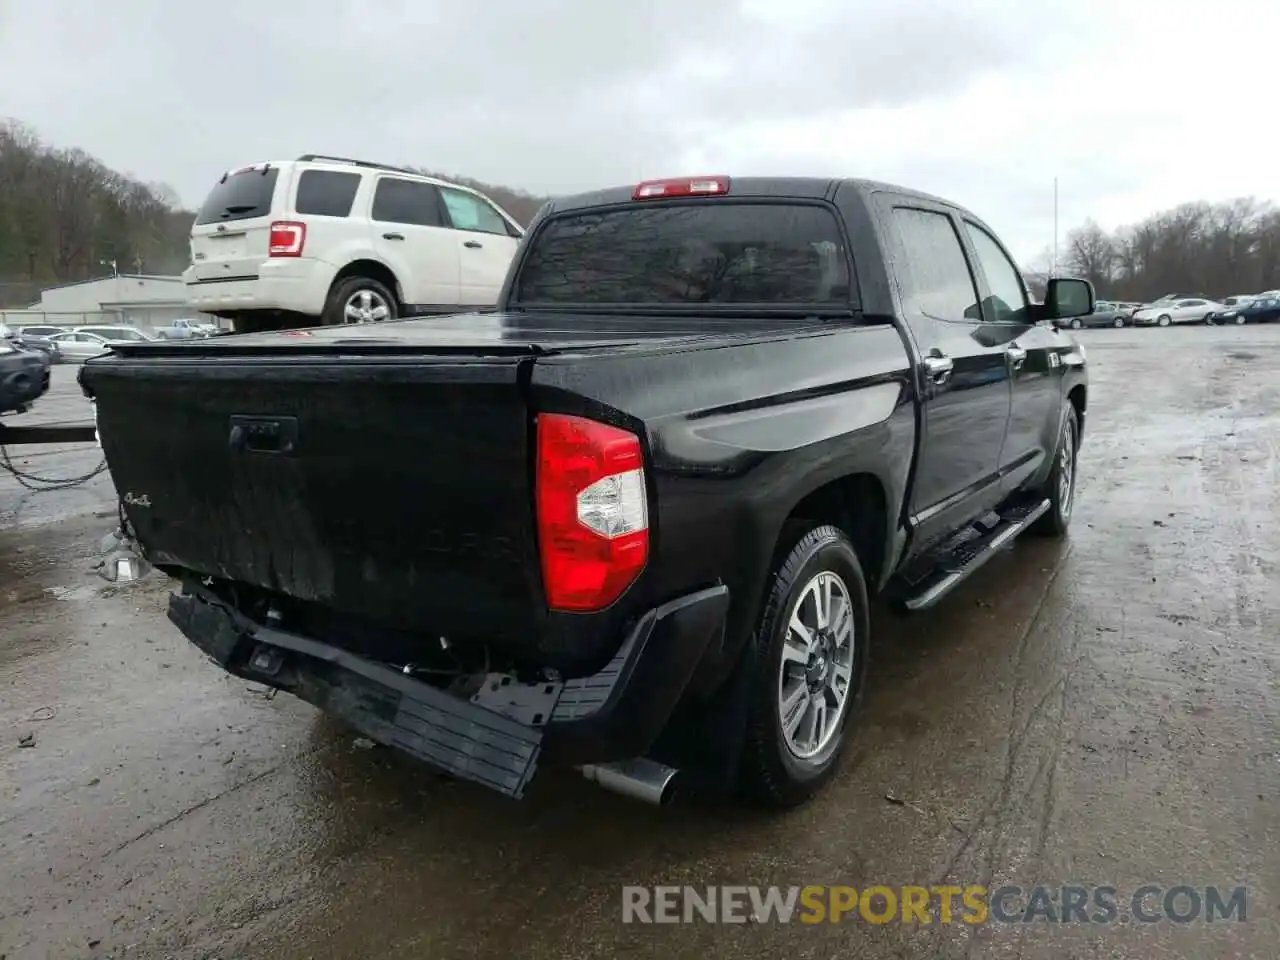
[1031,405,1079,537]
[323,276,398,326]
[740,524,869,809]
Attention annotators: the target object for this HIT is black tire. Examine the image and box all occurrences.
[1234,314,1246,325]
[1070,318,1083,329]
[1157,314,1171,327]
[739,524,870,809]
[1113,316,1124,328]
[321,275,398,327]
[1030,405,1080,537]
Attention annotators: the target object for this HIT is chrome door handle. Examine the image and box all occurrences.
[922,353,954,384]
[1006,343,1027,368]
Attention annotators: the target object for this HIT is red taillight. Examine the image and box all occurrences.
[632,175,730,200]
[535,413,649,613]
[268,220,306,257]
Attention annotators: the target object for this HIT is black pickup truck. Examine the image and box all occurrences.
[80,175,1092,809]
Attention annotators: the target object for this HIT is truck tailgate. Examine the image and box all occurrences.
[85,355,545,645]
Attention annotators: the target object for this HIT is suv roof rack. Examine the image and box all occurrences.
[295,154,419,176]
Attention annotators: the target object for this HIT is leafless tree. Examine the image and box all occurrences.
[1065,220,1116,290]
[0,119,201,301]
[1033,198,1280,301]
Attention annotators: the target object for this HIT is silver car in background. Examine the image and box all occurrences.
[74,325,155,344]
[48,331,114,361]
[48,326,154,361]
[1131,297,1226,327]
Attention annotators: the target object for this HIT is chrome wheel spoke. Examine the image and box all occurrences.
[788,613,813,651]
[781,681,808,738]
[781,636,809,670]
[803,695,825,747]
[815,575,832,628]
[831,596,853,646]
[829,660,852,696]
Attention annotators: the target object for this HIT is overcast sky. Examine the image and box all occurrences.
[1,0,1276,264]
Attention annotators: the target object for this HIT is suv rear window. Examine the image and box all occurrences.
[195,167,281,225]
[513,202,850,306]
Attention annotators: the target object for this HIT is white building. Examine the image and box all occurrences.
[5,274,221,331]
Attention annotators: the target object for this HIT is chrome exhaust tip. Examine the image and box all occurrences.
[579,758,680,806]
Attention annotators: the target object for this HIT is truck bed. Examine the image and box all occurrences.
[80,312,820,669]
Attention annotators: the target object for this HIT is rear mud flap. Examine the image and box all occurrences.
[168,590,542,798]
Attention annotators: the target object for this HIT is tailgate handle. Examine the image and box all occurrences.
[229,415,298,455]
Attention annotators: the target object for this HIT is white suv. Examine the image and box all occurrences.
[183,155,525,333]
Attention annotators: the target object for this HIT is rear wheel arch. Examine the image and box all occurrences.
[774,472,891,591]
[330,259,404,306]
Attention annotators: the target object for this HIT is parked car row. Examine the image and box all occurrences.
[1,324,63,362]
[9,323,157,361]
[1066,290,1280,329]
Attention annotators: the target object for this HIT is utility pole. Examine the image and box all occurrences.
[1052,176,1059,278]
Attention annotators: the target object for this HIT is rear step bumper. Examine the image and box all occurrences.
[167,581,729,799]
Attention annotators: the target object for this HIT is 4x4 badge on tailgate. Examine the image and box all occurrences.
[123,492,152,508]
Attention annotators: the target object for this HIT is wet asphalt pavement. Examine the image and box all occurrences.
[1,332,1278,960]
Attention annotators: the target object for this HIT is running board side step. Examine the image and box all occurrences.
[898,498,1051,612]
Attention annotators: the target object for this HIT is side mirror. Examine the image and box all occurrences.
[1043,277,1095,320]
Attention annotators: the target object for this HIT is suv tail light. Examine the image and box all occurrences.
[535,413,649,612]
[633,176,730,200]
[268,221,306,257]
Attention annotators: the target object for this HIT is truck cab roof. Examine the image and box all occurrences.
[544,176,964,217]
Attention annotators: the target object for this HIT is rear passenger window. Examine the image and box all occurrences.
[294,170,361,217]
[440,188,512,236]
[371,178,443,227]
[892,208,980,321]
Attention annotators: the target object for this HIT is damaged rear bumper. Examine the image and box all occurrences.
[167,582,729,799]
